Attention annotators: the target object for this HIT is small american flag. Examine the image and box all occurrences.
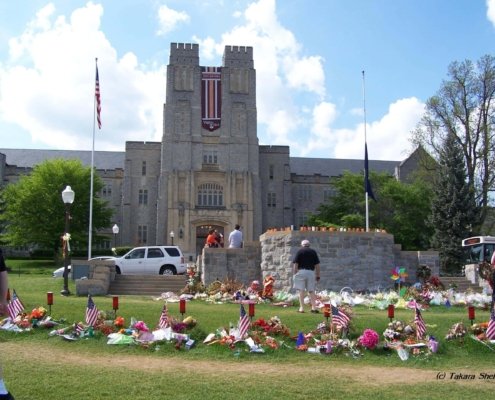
[158,304,170,329]
[85,295,99,327]
[486,309,495,340]
[415,305,426,340]
[7,289,24,320]
[331,305,350,329]
[74,322,85,334]
[236,304,250,340]
[95,62,101,129]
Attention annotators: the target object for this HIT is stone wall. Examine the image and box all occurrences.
[75,260,116,296]
[200,230,439,292]
[201,242,261,286]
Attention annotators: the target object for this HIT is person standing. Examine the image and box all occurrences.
[293,239,320,313]
[228,224,243,248]
[0,248,15,400]
[205,229,218,248]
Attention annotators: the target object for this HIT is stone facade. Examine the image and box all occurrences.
[0,42,427,260]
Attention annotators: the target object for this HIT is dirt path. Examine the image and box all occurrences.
[2,341,490,386]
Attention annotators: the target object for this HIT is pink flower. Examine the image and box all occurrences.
[133,321,149,332]
[358,328,379,350]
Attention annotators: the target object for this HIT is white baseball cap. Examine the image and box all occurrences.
[301,240,310,247]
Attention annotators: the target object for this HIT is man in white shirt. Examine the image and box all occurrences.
[228,224,243,248]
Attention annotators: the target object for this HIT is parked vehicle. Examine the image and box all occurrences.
[113,246,186,275]
[52,256,115,278]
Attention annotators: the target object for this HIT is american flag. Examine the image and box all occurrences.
[74,322,85,334]
[236,304,250,340]
[7,289,24,320]
[95,62,101,129]
[331,305,350,329]
[158,304,170,329]
[415,305,426,340]
[85,295,99,326]
[486,309,495,340]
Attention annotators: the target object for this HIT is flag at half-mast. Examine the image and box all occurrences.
[95,62,102,129]
[364,142,376,201]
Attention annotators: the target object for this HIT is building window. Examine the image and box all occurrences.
[269,164,274,180]
[267,192,276,207]
[142,161,147,176]
[297,212,309,227]
[203,150,218,164]
[139,189,148,205]
[101,184,112,197]
[197,183,223,207]
[138,225,148,245]
[323,189,334,202]
[299,186,312,201]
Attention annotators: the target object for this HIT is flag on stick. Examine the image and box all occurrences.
[85,295,99,327]
[331,305,350,329]
[486,309,495,340]
[414,305,426,340]
[7,289,24,320]
[158,304,170,329]
[95,62,102,129]
[236,304,250,340]
[364,142,376,201]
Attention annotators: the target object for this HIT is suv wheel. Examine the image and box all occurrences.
[115,266,121,274]
[160,266,176,275]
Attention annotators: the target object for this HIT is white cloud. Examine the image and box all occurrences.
[156,4,190,36]
[0,2,165,151]
[488,0,495,26]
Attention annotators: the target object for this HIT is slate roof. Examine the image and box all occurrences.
[290,157,400,177]
[0,148,125,170]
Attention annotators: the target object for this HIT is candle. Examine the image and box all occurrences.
[179,299,186,314]
[113,296,119,310]
[248,303,255,318]
[387,304,395,319]
[324,303,331,318]
[47,292,53,306]
[468,306,475,320]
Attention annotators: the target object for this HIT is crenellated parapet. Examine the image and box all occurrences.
[169,42,199,65]
[222,45,254,68]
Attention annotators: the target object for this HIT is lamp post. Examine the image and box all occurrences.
[61,185,75,296]
[112,224,119,248]
[170,231,175,246]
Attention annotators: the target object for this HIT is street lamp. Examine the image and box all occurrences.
[112,224,119,248]
[170,231,175,246]
[61,185,75,296]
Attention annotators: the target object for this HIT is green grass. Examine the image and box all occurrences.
[2,260,495,399]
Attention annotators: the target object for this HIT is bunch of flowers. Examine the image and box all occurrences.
[358,329,380,350]
[133,320,149,332]
[114,316,125,328]
[29,306,47,321]
[383,320,406,341]
[251,316,290,337]
[445,322,467,340]
[471,322,490,340]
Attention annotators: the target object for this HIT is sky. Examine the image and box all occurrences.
[0,0,494,161]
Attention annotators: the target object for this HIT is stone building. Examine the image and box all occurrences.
[0,42,421,260]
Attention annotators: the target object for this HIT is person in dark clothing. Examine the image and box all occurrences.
[292,240,320,313]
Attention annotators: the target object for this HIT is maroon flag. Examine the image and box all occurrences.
[236,304,250,339]
[85,295,99,326]
[7,289,24,320]
[201,67,221,131]
[95,62,102,129]
[158,304,170,329]
[486,309,495,340]
[415,305,426,340]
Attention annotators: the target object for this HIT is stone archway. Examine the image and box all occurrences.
[196,224,225,255]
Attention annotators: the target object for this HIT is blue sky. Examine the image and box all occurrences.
[0,0,494,160]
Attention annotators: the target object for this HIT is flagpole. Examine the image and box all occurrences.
[88,58,98,259]
[362,70,370,232]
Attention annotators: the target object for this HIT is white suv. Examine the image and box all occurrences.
[114,246,186,275]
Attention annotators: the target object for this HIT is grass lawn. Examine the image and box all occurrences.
[1,260,495,400]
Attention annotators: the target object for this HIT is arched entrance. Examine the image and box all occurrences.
[196,224,224,255]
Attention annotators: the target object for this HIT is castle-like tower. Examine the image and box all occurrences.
[154,43,261,255]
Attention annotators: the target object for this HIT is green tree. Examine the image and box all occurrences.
[0,159,113,255]
[413,55,495,232]
[308,171,433,250]
[430,133,476,275]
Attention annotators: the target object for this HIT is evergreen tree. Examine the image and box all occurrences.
[430,133,477,275]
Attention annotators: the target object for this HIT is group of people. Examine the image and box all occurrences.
[205,224,243,249]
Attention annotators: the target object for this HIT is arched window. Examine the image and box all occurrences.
[197,183,223,207]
